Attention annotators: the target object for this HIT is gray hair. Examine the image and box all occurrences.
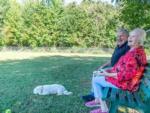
[117,28,129,37]
[130,28,146,46]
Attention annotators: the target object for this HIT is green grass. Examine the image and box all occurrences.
[0,56,109,113]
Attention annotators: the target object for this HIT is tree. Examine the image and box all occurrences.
[119,0,150,30]
[111,0,150,4]
[0,0,10,46]
[2,0,23,46]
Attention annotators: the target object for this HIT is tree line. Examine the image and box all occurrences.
[0,0,150,48]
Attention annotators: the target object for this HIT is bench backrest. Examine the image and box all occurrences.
[139,64,150,101]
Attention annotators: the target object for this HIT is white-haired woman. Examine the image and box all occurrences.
[85,28,147,113]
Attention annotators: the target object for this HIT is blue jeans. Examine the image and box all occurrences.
[92,76,118,99]
[90,66,112,93]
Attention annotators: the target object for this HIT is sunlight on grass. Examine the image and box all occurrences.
[0,51,111,61]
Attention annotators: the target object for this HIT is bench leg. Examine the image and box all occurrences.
[109,102,118,113]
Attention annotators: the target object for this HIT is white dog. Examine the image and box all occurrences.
[33,84,72,95]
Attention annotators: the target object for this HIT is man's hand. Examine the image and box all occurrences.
[99,69,107,76]
[93,69,105,77]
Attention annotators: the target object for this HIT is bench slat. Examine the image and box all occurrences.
[140,83,150,100]
[126,92,135,106]
[118,90,126,104]
[143,72,150,79]
[144,70,150,74]
[102,87,110,100]
[145,66,150,71]
[143,78,150,89]
[144,65,150,75]
[133,92,144,107]
[110,88,118,101]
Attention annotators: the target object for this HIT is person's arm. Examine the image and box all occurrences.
[103,57,138,81]
[98,70,117,78]
[98,56,138,80]
[104,71,117,77]
[96,61,111,70]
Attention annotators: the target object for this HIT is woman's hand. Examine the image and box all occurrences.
[93,69,106,77]
[104,71,118,78]
[93,70,104,77]
[98,71,105,76]
[99,69,118,78]
[101,69,107,75]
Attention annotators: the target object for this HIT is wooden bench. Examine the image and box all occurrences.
[101,64,150,113]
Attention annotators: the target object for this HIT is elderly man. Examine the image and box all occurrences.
[82,28,130,102]
[99,28,130,68]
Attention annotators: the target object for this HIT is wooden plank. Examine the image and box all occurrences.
[110,88,118,101]
[109,102,118,113]
[102,87,110,100]
[143,72,150,78]
[144,65,150,75]
[139,83,150,101]
[143,75,150,80]
[126,91,135,106]
[141,78,150,89]
[144,78,150,89]
[141,78,147,86]
[118,90,126,104]
[140,82,146,89]
[141,78,150,95]
[133,92,144,107]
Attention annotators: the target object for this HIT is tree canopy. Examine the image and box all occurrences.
[0,0,150,48]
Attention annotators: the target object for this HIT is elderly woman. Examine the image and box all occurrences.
[85,28,147,113]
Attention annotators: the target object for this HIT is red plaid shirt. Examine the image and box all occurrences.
[106,46,147,92]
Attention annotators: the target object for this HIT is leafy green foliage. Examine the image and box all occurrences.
[119,0,150,48]
[0,0,10,46]
[0,0,118,48]
[3,0,23,46]
[119,0,150,30]
[0,0,150,48]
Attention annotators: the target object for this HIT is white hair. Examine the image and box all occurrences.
[130,28,146,46]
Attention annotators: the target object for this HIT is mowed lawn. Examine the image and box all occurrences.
[0,55,109,113]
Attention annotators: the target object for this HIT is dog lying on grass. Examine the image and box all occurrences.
[33,84,72,95]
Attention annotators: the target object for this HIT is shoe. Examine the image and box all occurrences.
[90,108,108,113]
[85,100,100,108]
[82,93,95,102]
